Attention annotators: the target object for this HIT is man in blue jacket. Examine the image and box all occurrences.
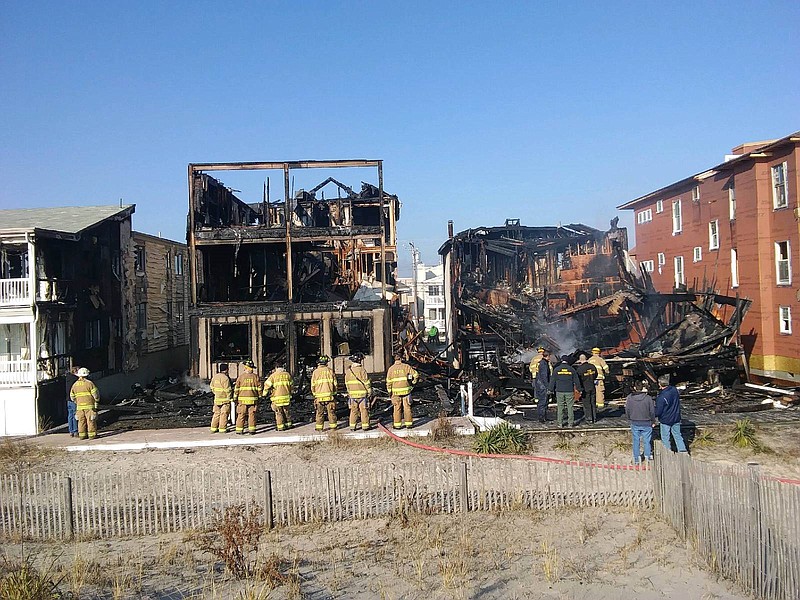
[655,375,687,453]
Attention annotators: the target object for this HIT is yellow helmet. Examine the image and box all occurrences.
[591,347,601,354]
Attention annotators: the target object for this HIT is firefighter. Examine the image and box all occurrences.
[345,353,371,431]
[234,360,261,434]
[311,355,337,431]
[386,354,419,429]
[528,347,545,379]
[575,354,598,424]
[263,364,294,431]
[209,363,232,433]
[548,355,581,428]
[588,347,610,410]
[70,367,99,440]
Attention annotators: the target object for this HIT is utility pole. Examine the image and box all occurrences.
[409,242,421,331]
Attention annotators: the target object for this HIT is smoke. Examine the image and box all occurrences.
[543,320,583,356]
[183,375,210,392]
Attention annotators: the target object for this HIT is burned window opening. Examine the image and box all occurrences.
[199,246,288,303]
[0,248,27,279]
[261,323,287,373]
[295,321,321,365]
[211,324,250,361]
[333,318,372,357]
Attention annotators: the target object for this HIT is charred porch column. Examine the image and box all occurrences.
[378,161,386,301]
[284,163,293,303]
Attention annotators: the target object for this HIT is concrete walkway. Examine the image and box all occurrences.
[34,417,475,452]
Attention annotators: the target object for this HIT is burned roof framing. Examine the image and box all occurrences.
[187,160,401,380]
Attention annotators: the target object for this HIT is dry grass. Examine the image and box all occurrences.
[430,412,457,443]
[0,439,59,474]
[195,504,264,579]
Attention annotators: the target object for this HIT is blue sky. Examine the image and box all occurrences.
[1,1,798,274]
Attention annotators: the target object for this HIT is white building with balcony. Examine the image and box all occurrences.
[0,206,135,436]
[397,262,445,341]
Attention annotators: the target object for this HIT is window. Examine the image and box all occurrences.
[779,306,792,334]
[111,252,122,280]
[731,248,739,288]
[84,320,101,349]
[175,302,185,323]
[640,260,654,272]
[672,200,682,234]
[674,256,685,287]
[772,162,788,209]
[164,251,171,272]
[427,285,441,296]
[332,318,372,357]
[657,253,666,267]
[775,241,791,285]
[728,178,736,220]
[211,324,250,360]
[709,220,719,250]
[636,208,653,224]
[113,317,123,339]
[693,247,702,263]
[428,308,437,320]
[53,322,67,355]
[134,246,146,273]
[136,302,147,331]
[438,308,446,320]
[166,301,173,321]
[656,199,664,213]
[692,186,700,203]
[174,253,184,276]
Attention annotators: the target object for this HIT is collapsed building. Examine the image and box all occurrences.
[438,219,751,388]
[187,160,400,381]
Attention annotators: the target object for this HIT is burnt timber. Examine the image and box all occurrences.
[187,160,400,380]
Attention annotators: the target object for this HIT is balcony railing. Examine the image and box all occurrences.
[0,278,32,307]
[0,359,35,387]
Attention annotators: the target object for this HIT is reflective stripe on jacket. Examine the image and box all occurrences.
[234,372,261,405]
[345,365,371,399]
[311,365,337,401]
[263,370,293,406]
[210,373,233,404]
[588,355,609,379]
[386,361,418,396]
[70,379,99,410]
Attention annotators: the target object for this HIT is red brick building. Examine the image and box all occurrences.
[618,132,800,384]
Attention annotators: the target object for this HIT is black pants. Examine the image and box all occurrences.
[582,389,597,423]
[535,387,549,418]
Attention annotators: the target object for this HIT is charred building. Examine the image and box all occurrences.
[187,160,400,381]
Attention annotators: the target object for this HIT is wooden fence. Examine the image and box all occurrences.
[653,449,800,600]
[0,457,651,540]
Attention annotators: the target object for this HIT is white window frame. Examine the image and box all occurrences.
[641,260,655,273]
[731,248,739,288]
[779,306,792,334]
[728,179,736,220]
[636,208,653,224]
[134,246,146,274]
[672,199,682,235]
[692,186,700,203]
[772,162,788,209]
[657,252,666,267]
[709,220,719,250]
[693,246,702,263]
[674,256,685,287]
[175,253,184,276]
[775,241,791,285]
[656,199,664,213]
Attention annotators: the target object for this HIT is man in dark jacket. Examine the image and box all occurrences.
[548,355,580,428]
[575,353,598,424]
[534,350,552,423]
[625,380,655,464]
[655,375,687,453]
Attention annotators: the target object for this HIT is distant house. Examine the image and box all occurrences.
[397,262,446,340]
[0,206,189,436]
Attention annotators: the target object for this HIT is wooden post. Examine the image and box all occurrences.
[680,452,693,540]
[747,463,763,597]
[459,462,468,513]
[64,476,74,539]
[264,470,274,530]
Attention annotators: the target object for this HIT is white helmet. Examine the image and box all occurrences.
[77,367,90,377]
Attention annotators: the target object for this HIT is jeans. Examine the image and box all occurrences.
[535,387,549,419]
[660,422,687,452]
[630,424,653,463]
[67,401,78,435]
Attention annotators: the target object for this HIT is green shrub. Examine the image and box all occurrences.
[730,419,760,450]
[473,422,528,454]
